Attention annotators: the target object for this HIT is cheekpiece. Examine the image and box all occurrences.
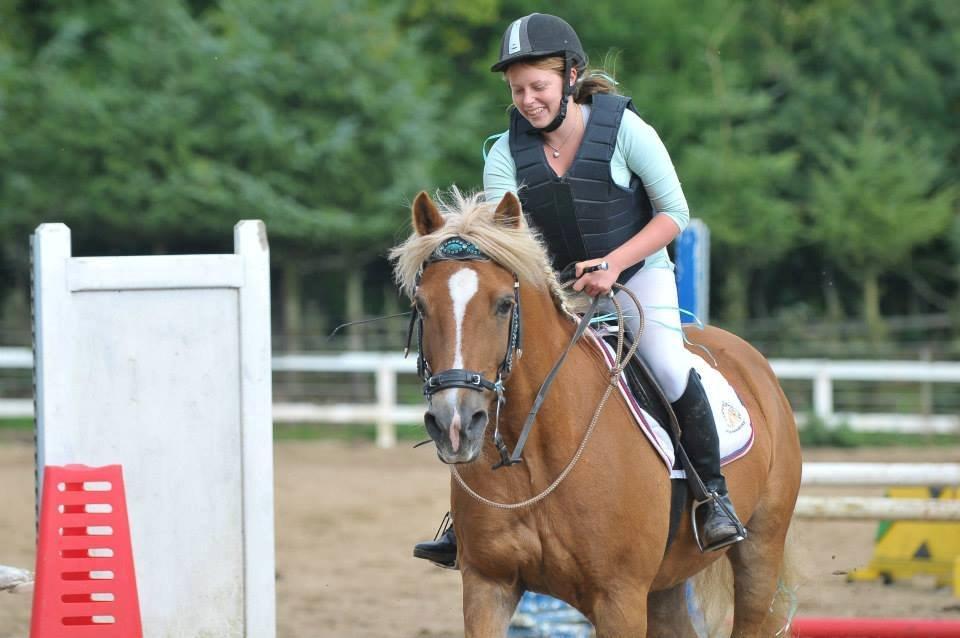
[432,236,487,261]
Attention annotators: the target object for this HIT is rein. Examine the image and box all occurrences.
[406,236,647,508]
[497,290,602,468]
[451,288,643,509]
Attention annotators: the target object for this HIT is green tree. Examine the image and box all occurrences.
[757,0,960,327]
[3,0,959,351]
[0,0,442,345]
[809,110,956,337]
[666,1,800,326]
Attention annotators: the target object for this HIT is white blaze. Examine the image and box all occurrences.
[448,267,478,369]
[445,268,479,447]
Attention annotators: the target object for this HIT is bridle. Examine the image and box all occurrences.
[404,237,522,465]
[405,234,619,473]
[404,235,651,509]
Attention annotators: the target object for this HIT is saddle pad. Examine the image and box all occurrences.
[585,330,754,473]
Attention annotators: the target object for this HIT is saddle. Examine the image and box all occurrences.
[557,267,737,551]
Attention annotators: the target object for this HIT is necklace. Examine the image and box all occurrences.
[543,105,581,158]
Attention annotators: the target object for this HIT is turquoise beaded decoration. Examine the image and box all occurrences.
[433,237,486,261]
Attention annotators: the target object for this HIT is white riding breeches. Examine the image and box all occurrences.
[600,266,696,403]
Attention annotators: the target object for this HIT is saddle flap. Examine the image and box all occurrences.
[589,330,754,471]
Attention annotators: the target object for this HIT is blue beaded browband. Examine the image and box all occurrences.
[430,236,487,262]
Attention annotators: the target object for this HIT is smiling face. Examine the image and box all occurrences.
[505,59,573,129]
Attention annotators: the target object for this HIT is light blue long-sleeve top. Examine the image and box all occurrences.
[483,103,689,271]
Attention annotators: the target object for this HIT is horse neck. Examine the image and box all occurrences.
[495,286,601,464]
[456,285,620,504]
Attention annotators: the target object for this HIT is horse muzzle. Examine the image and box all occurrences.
[423,397,489,464]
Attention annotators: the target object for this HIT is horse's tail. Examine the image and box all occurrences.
[688,555,734,636]
[690,524,801,637]
[767,531,801,636]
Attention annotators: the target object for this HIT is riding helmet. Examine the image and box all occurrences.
[491,14,587,133]
[491,13,586,72]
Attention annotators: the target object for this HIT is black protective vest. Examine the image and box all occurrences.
[509,93,654,283]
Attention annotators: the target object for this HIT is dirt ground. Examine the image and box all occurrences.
[2,440,959,637]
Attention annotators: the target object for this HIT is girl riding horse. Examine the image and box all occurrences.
[415,12,743,568]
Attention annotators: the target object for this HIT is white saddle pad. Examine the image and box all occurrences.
[586,330,754,473]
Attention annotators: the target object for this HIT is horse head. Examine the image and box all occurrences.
[405,191,525,464]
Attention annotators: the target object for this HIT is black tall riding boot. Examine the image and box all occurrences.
[672,369,746,551]
[413,514,458,569]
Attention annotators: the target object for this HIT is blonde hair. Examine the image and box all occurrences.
[389,188,569,309]
[503,56,620,103]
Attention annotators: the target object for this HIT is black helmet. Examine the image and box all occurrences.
[491,14,587,133]
[491,13,586,72]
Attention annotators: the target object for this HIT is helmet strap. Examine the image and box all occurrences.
[537,54,576,133]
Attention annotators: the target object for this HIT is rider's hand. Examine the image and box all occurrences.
[572,258,620,297]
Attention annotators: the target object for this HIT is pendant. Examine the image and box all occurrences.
[552,151,560,158]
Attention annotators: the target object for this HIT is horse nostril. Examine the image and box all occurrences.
[468,410,488,433]
[424,411,442,439]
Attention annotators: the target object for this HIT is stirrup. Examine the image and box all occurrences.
[413,512,458,570]
[690,491,747,553]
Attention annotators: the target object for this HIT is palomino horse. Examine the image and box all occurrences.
[391,190,802,637]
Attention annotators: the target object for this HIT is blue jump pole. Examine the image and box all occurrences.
[674,218,710,325]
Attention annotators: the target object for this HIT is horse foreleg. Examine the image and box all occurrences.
[589,585,649,638]
[461,570,521,638]
[647,583,699,638]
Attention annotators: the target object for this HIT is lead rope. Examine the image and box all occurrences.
[450,284,643,509]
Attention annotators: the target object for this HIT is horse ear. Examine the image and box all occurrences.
[493,192,523,229]
[412,191,445,236]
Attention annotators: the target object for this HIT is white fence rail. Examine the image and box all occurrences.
[801,462,960,486]
[3,349,960,447]
[797,462,960,521]
[774,359,960,434]
[794,496,960,521]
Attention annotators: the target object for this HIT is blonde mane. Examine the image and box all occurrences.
[390,189,569,308]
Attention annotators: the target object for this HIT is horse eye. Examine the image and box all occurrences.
[414,299,427,317]
[496,298,515,316]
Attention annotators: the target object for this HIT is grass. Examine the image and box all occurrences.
[797,415,959,448]
[0,417,33,442]
[0,418,429,443]
[273,422,428,443]
[0,417,32,431]
[0,418,428,443]
[0,417,429,444]
[2,417,955,448]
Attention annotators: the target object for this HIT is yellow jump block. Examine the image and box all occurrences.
[848,486,960,590]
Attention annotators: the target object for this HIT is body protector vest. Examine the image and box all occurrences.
[509,93,654,284]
